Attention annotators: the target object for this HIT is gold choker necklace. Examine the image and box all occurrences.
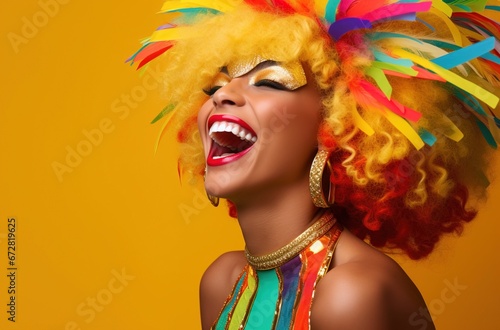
[245,211,336,270]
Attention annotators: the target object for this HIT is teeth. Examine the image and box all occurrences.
[209,122,219,134]
[209,121,257,144]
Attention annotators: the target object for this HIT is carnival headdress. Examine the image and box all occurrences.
[128,0,500,150]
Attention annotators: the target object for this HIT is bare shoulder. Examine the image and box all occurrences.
[311,230,435,330]
[199,251,247,330]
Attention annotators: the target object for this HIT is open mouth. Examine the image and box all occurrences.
[207,115,257,166]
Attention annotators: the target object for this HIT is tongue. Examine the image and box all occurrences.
[210,141,236,158]
[210,132,253,157]
[215,132,247,150]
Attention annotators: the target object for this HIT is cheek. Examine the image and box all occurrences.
[284,96,321,141]
[259,97,320,157]
[259,93,320,134]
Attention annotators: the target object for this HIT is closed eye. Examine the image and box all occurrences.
[203,86,222,96]
[253,79,289,91]
[203,71,230,96]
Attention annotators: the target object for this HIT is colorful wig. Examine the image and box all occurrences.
[129,0,500,259]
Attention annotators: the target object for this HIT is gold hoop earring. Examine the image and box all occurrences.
[204,167,219,207]
[309,149,335,208]
[207,192,219,207]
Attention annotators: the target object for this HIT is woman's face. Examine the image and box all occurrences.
[198,58,323,203]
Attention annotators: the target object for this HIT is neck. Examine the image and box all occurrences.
[233,180,322,257]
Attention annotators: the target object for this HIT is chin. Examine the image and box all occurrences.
[204,172,237,199]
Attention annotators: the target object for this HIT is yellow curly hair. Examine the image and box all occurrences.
[147,4,498,258]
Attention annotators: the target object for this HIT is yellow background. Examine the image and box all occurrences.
[1,1,499,329]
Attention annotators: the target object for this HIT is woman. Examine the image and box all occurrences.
[130,0,500,328]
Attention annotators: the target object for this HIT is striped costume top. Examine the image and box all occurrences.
[211,221,342,330]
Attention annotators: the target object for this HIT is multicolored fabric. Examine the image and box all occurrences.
[211,224,343,330]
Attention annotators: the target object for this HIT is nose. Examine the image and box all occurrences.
[212,80,245,108]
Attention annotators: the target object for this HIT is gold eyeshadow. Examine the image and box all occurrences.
[204,58,307,93]
[249,62,307,90]
[227,56,267,78]
[203,72,230,94]
[211,72,231,88]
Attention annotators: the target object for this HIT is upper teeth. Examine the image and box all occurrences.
[209,121,257,143]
